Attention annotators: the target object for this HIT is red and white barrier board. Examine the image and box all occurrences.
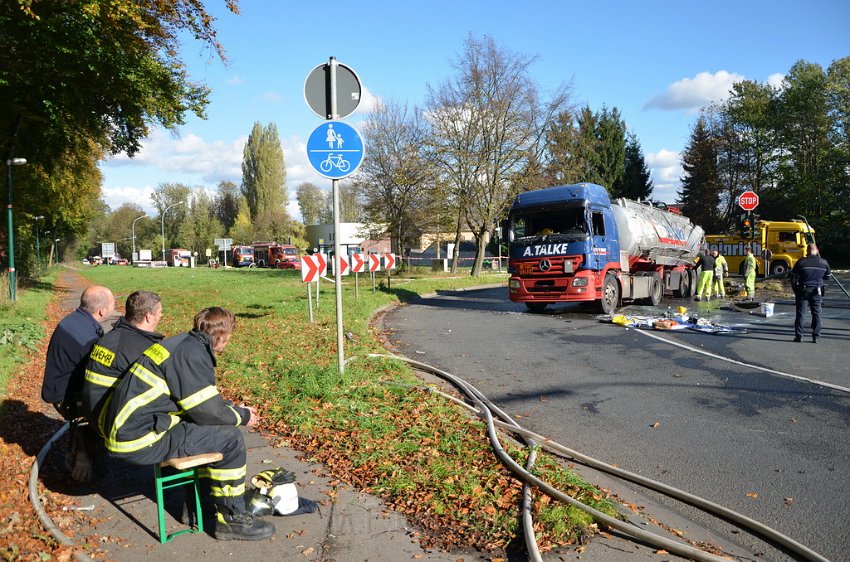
[301,253,327,282]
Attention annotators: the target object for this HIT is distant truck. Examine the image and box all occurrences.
[230,245,254,268]
[705,220,815,276]
[167,248,192,267]
[252,242,301,270]
[506,183,704,313]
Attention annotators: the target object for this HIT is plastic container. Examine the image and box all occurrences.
[761,302,774,317]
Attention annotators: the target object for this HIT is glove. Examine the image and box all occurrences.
[251,467,296,490]
[69,451,94,482]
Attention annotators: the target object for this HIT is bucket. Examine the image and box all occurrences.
[761,302,774,317]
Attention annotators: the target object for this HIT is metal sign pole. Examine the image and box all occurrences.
[307,283,314,323]
[330,57,345,375]
[355,272,359,299]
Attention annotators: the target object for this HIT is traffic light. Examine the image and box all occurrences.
[742,218,752,239]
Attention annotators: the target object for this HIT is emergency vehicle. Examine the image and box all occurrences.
[705,220,815,276]
[167,248,191,267]
[231,245,254,267]
[252,242,301,270]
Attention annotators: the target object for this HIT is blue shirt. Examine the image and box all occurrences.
[42,308,104,404]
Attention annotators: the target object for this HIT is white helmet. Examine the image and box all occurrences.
[269,482,299,515]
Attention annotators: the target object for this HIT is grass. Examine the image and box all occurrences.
[73,265,617,552]
[0,271,58,399]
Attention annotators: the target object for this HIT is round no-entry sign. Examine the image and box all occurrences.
[738,191,759,211]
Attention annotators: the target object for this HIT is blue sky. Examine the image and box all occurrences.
[100,0,850,217]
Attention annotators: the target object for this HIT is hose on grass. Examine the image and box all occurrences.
[368,353,830,562]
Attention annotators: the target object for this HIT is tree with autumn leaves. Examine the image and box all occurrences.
[0,0,238,274]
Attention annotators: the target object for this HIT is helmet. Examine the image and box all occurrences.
[269,482,299,515]
[251,467,296,491]
[244,488,278,517]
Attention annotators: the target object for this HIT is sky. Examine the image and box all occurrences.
[99,0,850,219]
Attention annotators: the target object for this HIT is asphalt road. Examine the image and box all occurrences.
[382,275,850,561]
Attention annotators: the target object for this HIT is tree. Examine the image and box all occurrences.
[296,182,327,225]
[241,121,287,220]
[615,133,653,200]
[679,116,722,232]
[178,189,222,262]
[594,106,627,192]
[213,181,241,233]
[152,183,191,251]
[358,100,436,255]
[426,34,573,276]
[338,182,364,223]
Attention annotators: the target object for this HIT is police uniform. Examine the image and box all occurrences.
[102,330,252,514]
[82,317,164,435]
[791,254,831,342]
[42,307,104,419]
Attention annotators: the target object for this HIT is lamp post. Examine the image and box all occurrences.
[35,215,44,266]
[160,202,184,262]
[6,157,27,301]
[43,231,51,266]
[54,239,61,265]
[131,214,146,262]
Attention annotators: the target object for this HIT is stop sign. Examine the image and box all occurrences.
[738,191,759,211]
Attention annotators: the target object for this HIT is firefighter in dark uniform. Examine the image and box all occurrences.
[82,291,164,435]
[102,307,275,541]
[791,243,831,343]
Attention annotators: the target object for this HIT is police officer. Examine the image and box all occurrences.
[791,243,831,343]
[82,291,164,435]
[101,307,275,541]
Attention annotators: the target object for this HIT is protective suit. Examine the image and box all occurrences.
[713,253,728,297]
[743,251,757,300]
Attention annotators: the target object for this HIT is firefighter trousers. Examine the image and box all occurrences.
[109,422,248,514]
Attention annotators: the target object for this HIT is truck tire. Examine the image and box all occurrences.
[673,270,691,298]
[597,274,620,314]
[647,272,663,306]
[770,261,790,276]
[525,302,548,313]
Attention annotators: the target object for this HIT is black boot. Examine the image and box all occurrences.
[213,509,275,541]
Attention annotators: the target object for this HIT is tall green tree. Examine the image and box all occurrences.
[615,133,653,201]
[178,189,222,262]
[213,180,241,234]
[296,182,327,225]
[594,106,627,193]
[679,116,722,232]
[241,121,287,220]
[152,183,191,252]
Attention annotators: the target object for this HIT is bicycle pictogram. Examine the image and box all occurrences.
[320,153,351,173]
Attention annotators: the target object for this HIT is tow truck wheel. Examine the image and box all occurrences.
[770,261,790,276]
[525,302,547,313]
[597,274,620,314]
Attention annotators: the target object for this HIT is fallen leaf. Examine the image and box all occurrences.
[746,492,759,499]
[650,422,661,428]
[784,497,794,505]
[302,546,314,555]
[654,549,669,555]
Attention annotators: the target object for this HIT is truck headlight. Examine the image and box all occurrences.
[572,277,588,287]
[509,279,521,289]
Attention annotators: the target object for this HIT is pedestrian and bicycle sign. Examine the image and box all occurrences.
[306,121,364,179]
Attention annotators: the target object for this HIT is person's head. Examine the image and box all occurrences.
[193,307,236,353]
[80,286,115,322]
[125,291,163,331]
[711,249,719,257]
[745,246,753,255]
[807,243,819,256]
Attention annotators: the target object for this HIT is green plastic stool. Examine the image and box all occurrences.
[154,452,223,543]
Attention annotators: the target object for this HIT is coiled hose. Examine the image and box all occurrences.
[368,353,830,562]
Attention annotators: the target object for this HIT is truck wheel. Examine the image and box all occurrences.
[597,274,620,314]
[673,270,690,298]
[647,272,663,306]
[770,261,789,276]
[525,302,547,313]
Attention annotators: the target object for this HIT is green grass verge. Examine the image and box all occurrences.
[0,271,58,399]
[75,265,618,551]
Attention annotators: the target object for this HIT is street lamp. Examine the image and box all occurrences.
[160,202,184,262]
[35,215,45,266]
[54,239,61,265]
[131,214,146,262]
[6,157,27,301]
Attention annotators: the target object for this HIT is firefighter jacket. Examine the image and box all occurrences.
[102,330,250,456]
[714,255,728,277]
[82,317,164,435]
[42,308,104,405]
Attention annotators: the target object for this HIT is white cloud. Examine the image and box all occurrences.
[646,149,682,203]
[101,185,158,213]
[227,75,244,86]
[644,71,745,112]
[766,73,785,90]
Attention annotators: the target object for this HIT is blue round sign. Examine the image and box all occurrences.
[306,121,365,179]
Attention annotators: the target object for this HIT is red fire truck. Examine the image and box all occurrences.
[252,242,301,270]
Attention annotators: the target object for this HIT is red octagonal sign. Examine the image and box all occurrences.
[738,190,759,211]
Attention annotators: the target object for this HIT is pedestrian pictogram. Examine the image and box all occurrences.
[301,254,327,283]
[307,122,364,180]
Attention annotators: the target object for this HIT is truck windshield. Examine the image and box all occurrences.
[282,247,297,255]
[510,208,587,243]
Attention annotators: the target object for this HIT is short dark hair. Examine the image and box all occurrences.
[125,291,161,324]
[193,307,236,345]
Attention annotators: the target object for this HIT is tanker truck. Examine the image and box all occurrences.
[505,183,704,313]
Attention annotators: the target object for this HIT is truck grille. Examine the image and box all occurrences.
[516,256,581,276]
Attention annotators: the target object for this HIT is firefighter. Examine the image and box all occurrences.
[743,246,757,300]
[101,307,275,541]
[82,291,164,436]
[712,249,728,298]
[695,249,716,301]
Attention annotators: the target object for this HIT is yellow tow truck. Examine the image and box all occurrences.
[705,219,816,276]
